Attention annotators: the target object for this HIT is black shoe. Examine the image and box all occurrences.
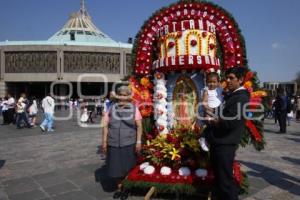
[113,191,122,199]
[120,190,129,200]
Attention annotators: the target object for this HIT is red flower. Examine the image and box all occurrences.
[190,39,197,46]
[158,125,165,132]
[167,134,178,144]
[155,73,163,79]
[244,71,254,82]
[177,32,182,38]
[202,32,207,38]
[146,134,154,140]
[233,161,242,184]
[246,120,263,143]
[168,41,175,49]
[154,151,163,158]
[209,43,215,50]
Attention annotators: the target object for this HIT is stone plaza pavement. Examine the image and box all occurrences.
[0,111,299,200]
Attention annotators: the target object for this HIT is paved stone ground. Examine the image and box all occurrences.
[0,110,299,200]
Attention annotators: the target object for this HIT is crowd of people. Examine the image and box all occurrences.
[0,93,114,131]
[0,93,55,131]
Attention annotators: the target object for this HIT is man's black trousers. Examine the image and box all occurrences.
[210,144,239,200]
[277,111,287,133]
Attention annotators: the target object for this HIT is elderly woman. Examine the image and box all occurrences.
[102,86,142,200]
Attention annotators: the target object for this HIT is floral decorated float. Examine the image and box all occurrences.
[124,0,267,197]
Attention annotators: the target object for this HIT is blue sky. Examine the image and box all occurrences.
[0,0,299,83]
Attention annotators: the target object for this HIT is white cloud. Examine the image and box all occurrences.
[272,42,279,49]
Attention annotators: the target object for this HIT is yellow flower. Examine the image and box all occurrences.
[169,148,181,160]
[244,81,253,89]
[251,90,268,98]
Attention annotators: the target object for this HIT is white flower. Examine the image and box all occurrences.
[195,169,208,177]
[156,119,168,127]
[139,162,149,171]
[178,167,191,176]
[160,166,172,176]
[144,165,155,175]
[155,104,167,113]
[154,84,167,92]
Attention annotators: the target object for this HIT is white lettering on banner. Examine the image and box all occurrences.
[172,22,177,32]
[151,26,157,32]
[181,21,185,31]
[179,55,184,65]
[198,19,204,30]
[191,9,195,15]
[152,55,220,70]
[189,55,194,65]
[205,55,210,64]
[206,21,211,32]
[164,25,169,35]
[190,20,195,29]
[226,37,232,42]
[157,21,163,26]
[197,56,202,64]
[171,56,176,65]
[156,19,219,37]
[184,9,188,15]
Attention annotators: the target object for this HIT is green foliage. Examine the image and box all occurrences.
[239,171,249,194]
[123,179,204,195]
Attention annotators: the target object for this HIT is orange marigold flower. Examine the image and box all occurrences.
[244,81,253,89]
[140,77,152,88]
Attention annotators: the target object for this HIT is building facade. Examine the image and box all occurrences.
[263,81,298,97]
[0,0,133,99]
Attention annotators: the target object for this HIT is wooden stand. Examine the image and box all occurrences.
[144,186,156,200]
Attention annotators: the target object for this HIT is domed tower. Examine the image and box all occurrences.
[49,0,116,44]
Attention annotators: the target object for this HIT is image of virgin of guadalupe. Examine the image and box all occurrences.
[172,76,199,127]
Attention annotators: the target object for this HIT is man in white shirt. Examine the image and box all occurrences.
[5,93,15,124]
[40,94,55,132]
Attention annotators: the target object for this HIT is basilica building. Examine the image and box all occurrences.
[0,0,132,98]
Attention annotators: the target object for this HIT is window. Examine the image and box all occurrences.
[70,32,75,41]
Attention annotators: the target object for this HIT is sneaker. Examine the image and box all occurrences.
[40,125,45,132]
[199,138,209,152]
[47,129,54,132]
